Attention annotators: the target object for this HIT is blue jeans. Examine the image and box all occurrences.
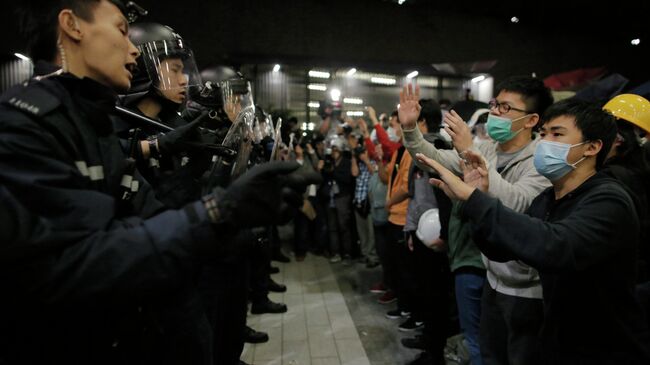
[455,271,485,365]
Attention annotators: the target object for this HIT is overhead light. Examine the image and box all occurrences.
[406,71,419,79]
[371,77,396,85]
[308,84,327,91]
[273,64,281,72]
[14,53,30,61]
[631,38,641,46]
[347,111,364,117]
[309,70,330,78]
[471,75,486,83]
[308,102,320,108]
[511,16,519,23]
[398,0,406,4]
[343,97,363,105]
[330,88,341,101]
[302,132,308,136]
[308,122,315,131]
[347,68,357,76]
[301,123,308,130]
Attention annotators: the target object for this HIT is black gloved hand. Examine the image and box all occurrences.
[156,111,208,154]
[205,161,322,228]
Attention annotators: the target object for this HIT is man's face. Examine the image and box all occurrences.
[539,115,588,165]
[77,0,139,92]
[331,147,341,160]
[492,90,530,131]
[157,58,188,104]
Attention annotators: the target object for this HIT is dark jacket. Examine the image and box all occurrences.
[464,173,650,364]
[0,74,217,364]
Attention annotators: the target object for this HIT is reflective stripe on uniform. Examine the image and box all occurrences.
[88,166,104,181]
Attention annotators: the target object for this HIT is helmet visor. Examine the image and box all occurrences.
[137,39,202,100]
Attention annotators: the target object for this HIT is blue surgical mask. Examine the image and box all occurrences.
[486,114,528,143]
[533,140,587,181]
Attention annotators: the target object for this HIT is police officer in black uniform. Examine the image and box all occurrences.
[0,1,319,364]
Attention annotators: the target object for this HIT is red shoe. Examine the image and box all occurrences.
[369,282,387,294]
[377,290,397,304]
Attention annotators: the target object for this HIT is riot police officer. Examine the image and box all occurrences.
[0,1,319,364]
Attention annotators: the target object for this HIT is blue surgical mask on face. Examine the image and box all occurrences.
[486,114,529,143]
[533,140,587,181]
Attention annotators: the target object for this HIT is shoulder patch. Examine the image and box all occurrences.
[1,83,61,117]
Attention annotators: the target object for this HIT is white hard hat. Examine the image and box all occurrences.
[416,208,441,246]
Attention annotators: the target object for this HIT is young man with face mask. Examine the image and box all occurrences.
[0,1,319,363]
[399,76,554,365]
[416,99,650,364]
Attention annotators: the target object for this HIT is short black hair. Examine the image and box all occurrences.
[418,99,442,132]
[17,0,125,62]
[542,98,617,169]
[495,75,554,116]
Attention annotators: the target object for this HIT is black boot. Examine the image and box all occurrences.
[251,298,288,314]
[272,251,291,263]
[268,278,287,293]
[243,325,269,344]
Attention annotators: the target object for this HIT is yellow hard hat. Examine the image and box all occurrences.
[603,94,650,134]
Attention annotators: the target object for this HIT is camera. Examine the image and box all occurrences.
[317,100,342,119]
[353,145,366,157]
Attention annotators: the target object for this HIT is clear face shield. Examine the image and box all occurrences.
[219,79,256,179]
[137,38,202,104]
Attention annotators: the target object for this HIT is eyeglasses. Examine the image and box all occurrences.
[488,99,530,114]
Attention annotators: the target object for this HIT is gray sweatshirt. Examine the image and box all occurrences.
[402,126,551,298]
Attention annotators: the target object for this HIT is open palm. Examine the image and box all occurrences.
[398,84,421,129]
[460,150,489,193]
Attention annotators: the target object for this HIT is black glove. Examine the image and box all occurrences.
[156,111,208,154]
[205,161,322,228]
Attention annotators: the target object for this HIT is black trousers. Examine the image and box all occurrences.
[199,231,255,365]
[387,222,411,311]
[480,284,544,365]
[410,233,452,357]
[373,222,393,288]
[249,234,272,304]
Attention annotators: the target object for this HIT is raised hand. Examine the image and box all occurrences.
[366,106,378,122]
[398,84,421,129]
[415,153,475,201]
[444,110,473,154]
[460,150,489,193]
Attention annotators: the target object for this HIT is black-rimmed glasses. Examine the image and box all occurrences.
[488,99,529,114]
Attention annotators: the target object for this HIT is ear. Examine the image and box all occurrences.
[524,114,540,129]
[585,139,603,157]
[58,10,83,42]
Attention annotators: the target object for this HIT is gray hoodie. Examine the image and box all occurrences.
[402,126,551,298]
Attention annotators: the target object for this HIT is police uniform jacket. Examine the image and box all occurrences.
[0,74,217,364]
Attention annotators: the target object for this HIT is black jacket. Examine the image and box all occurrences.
[464,173,650,364]
[0,74,216,364]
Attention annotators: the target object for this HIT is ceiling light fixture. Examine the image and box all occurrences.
[309,70,330,78]
[343,97,363,105]
[471,75,486,83]
[308,84,327,91]
[371,77,397,85]
[14,53,30,61]
[406,71,419,79]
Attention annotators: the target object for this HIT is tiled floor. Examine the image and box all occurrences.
[242,254,372,365]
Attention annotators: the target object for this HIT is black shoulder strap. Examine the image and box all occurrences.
[0,82,62,117]
[1,81,82,162]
